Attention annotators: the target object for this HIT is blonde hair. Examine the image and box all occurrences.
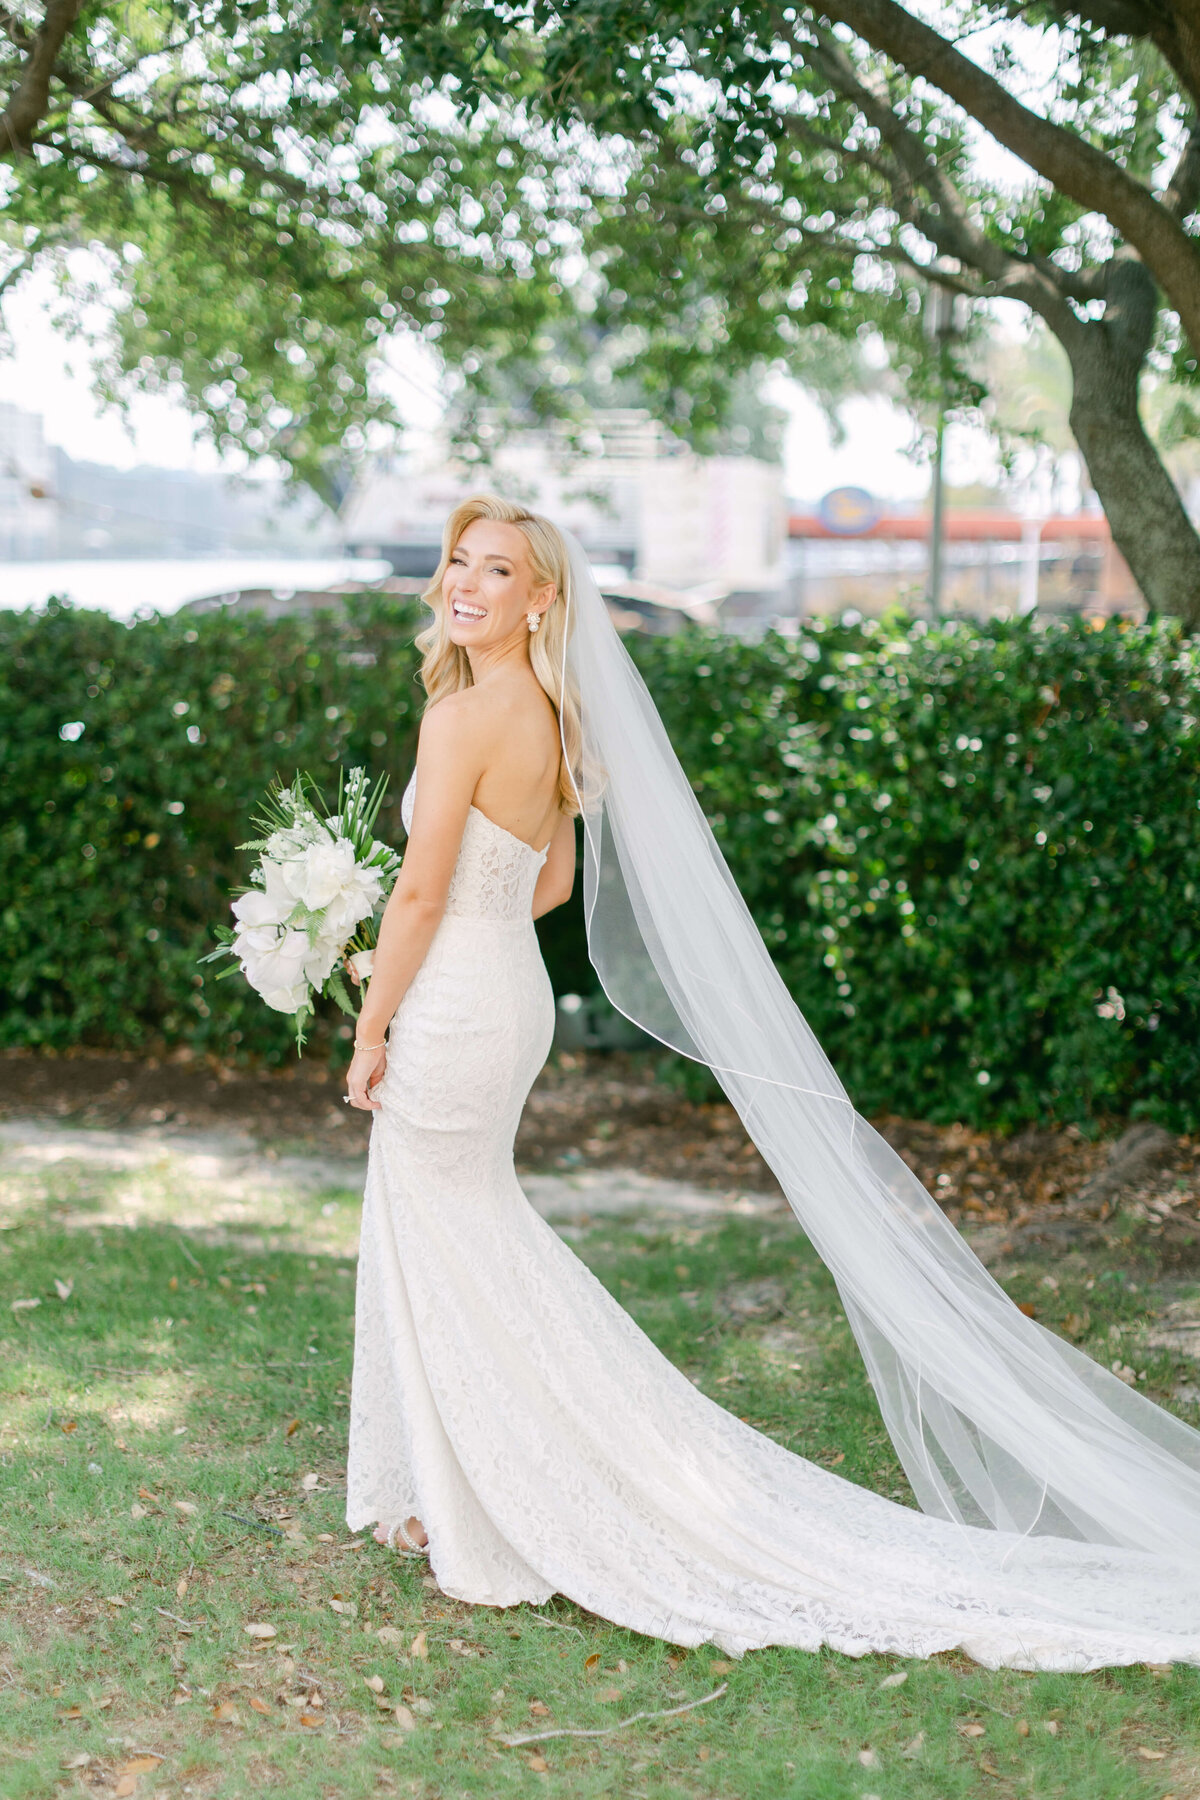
[415,493,583,818]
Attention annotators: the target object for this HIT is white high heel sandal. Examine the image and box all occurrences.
[382,1517,429,1558]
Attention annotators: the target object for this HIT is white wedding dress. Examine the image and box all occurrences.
[343,771,1200,1672]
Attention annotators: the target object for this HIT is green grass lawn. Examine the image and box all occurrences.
[3,1146,1200,1800]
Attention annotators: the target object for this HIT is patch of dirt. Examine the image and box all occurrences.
[3,1049,1197,1262]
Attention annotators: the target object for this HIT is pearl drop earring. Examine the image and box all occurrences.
[526,611,541,633]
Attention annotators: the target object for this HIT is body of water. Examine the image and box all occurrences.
[0,556,392,620]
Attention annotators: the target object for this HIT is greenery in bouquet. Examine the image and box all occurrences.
[203,765,401,1049]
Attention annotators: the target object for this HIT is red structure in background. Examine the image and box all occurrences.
[787,509,1137,612]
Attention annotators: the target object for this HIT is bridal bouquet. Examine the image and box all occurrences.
[203,766,401,1048]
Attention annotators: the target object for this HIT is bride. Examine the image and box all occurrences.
[341,492,1200,1671]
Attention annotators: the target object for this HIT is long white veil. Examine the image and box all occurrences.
[558,530,1200,1565]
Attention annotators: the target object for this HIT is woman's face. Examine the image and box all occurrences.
[443,518,555,650]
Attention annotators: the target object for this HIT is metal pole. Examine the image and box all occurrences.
[928,400,946,620]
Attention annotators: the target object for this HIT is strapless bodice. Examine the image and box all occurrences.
[400,770,547,923]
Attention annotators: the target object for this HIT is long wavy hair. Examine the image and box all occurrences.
[415,494,583,817]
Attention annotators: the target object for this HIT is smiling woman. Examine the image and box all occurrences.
[335,492,1200,1676]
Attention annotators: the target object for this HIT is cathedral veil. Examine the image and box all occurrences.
[556,529,1200,1569]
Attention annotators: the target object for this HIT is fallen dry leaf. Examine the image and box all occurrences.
[901,1731,925,1759]
[286,1418,301,1436]
[244,1623,277,1639]
[1043,1720,1060,1735]
[117,1756,163,1775]
[137,1487,155,1500]
[176,1577,188,1599]
[58,1707,84,1721]
[316,1531,335,1543]
[1017,1301,1037,1318]
[595,1686,623,1704]
[11,1297,40,1312]
[61,1753,92,1768]
[584,1653,601,1672]
[529,1700,551,1718]
[60,1419,76,1434]
[410,1630,428,1658]
[328,1599,354,1617]
[364,1675,386,1694]
[248,1696,271,1716]
[54,1277,73,1301]
[958,1722,986,1738]
[878,1671,908,1689]
[981,1760,1001,1777]
[376,1626,404,1647]
[298,1712,323,1728]
[105,1595,128,1608]
[1136,1747,1167,1761]
[114,1778,136,1798]
[526,1754,550,1772]
[410,1697,434,1716]
[393,1704,417,1732]
[301,1472,320,1491]
[129,1504,147,1520]
[709,1659,734,1675]
[1016,1719,1030,1737]
[173,1501,197,1517]
[212,1702,238,1723]
[857,1749,880,1768]
[829,1451,845,1465]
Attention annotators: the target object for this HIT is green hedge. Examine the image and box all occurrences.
[1,598,1196,1128]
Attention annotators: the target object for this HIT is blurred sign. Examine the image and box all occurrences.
[816,487,880,536]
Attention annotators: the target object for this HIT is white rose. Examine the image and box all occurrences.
[302,931,343,989]
[320,865,385,941]
[232,858,304,931]
[283,837,360,913]
[234,924,312,1014]
[346,947,375,980]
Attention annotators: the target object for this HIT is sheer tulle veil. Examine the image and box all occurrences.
[555,527,1200,1570]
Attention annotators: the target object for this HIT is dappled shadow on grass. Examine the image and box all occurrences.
[2,1215,1200,1798]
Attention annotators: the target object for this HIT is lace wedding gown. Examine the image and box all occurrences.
[345,772,1200,1671]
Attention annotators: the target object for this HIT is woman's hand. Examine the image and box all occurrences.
[345,1042,387,1111]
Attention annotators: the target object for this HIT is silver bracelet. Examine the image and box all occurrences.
[354,1039,386,1052]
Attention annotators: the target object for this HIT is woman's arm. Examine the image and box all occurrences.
[345,697,485,1107]
[531,811,576,920]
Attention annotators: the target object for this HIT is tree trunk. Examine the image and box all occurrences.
[1055,258,1200,630]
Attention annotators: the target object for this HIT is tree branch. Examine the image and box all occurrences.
[797,29,1079,328]
[812,0,1200,349]
[0,0,81,156]
[1162,122,1200,221]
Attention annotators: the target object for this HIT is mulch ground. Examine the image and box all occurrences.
[3,1046,1198,1265]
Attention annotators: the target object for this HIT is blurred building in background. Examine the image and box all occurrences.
[784,496,1141,621]
[0,403,55,558]
[0,402,336,561]
[340,411,788,629]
